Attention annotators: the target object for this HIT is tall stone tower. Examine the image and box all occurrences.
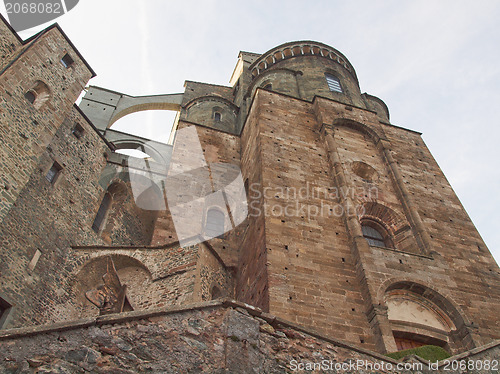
[0,14,498,359]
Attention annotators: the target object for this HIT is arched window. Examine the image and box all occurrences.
[263,83,272,90]
[205,208,225,238]
[211,285,222,300]
[325,73,342,93]
[92,192,112,232]
[214,112,221,122]
[25,80,51,109]
[361,220,392,248]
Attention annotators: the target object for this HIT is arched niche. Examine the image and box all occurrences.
[73,255,153,318]
[331,118,384,145]
[25,80,51,109]
[380,280,475,353]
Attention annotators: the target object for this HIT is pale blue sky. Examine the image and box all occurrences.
[4,0,500,264]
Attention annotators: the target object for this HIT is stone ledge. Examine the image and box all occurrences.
[1,298,498,370]
[437,339,500,368]
[0,317,96,340]
[0,300,224,341]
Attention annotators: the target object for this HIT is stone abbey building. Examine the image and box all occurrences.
[0,14,499,372]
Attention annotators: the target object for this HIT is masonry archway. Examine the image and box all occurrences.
[378,279,475,353]
[73,255,153,318]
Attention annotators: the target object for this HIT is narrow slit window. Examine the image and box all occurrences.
[61,53,74,68]
[92,193,111,232]
[46,162,62,184]
[28,249,42,271]
[325,73,342,93]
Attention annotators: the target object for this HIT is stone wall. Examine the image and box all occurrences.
[0,24,93,222]
[0,15,21,71]
[247,90,378,351]
[0,106,109,327]
[236,95,269,310]
[0,300,498,373]
[70,244,200,319]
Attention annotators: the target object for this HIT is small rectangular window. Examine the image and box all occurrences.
[24,91,36,104]
[325,73,342,93]
[61,53,74,68]
[72,123,84,139]
[46,161,62,184]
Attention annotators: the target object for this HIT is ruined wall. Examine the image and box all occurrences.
[93,168,159,246]
[195,243,234,301]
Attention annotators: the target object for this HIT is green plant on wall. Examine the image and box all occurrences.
[386,345,451,362]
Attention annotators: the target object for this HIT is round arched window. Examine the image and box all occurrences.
[361,220,393,248]
[205,208,225,238]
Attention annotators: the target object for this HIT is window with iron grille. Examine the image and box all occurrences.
[362,224,386,247]
[325,73,342,93]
